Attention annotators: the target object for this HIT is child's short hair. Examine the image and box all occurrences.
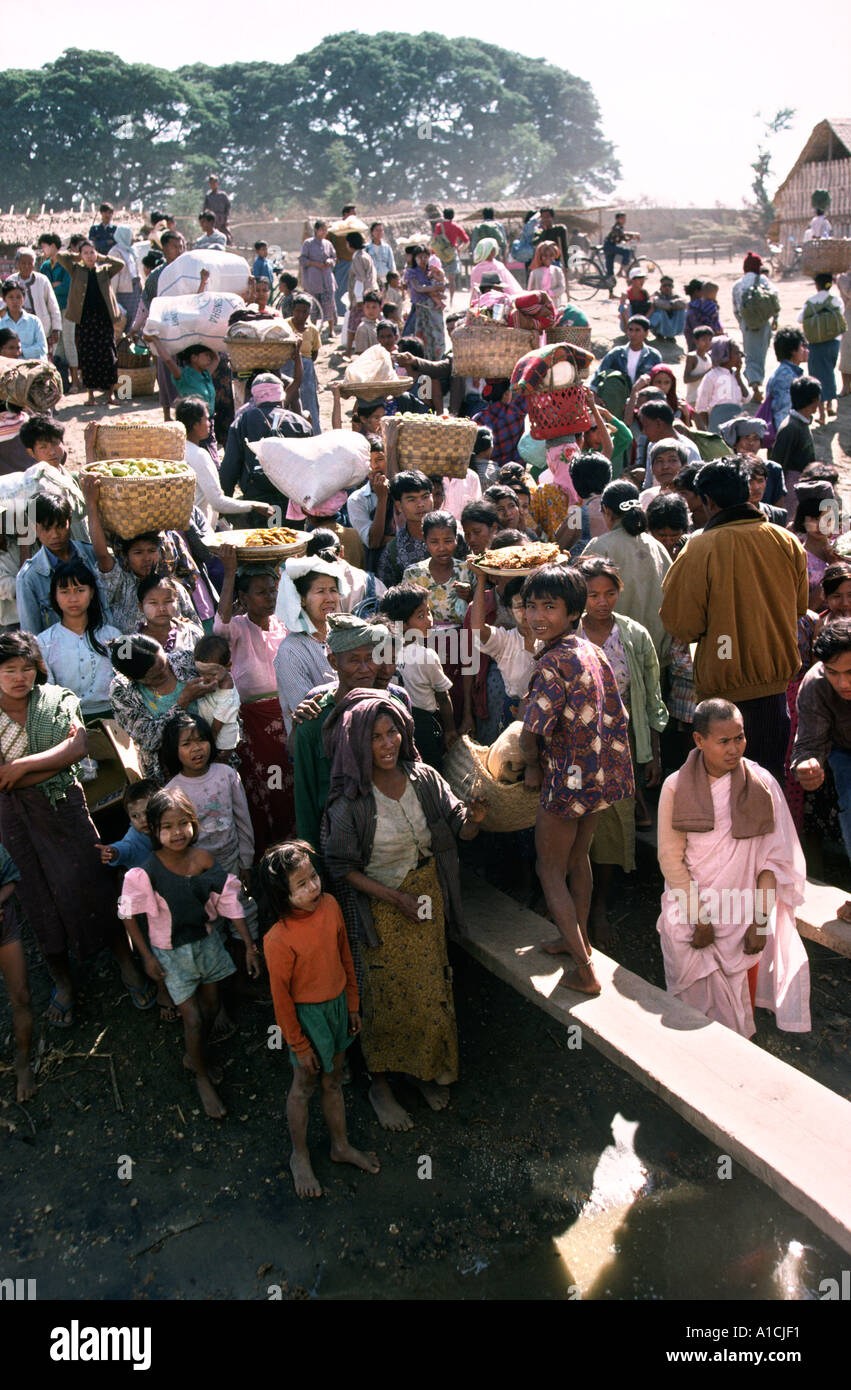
[693,325,714,341]
[158,711,215,779]
[145,787,200,850]
[701,281,719,293]
[386,270,400,285]
[175,343,212,368]
[522,564,587,616]
[570,451,612,500]
[483,483,517,505]
[491,528,525,547]
[256,840,317,928]
[174,396,209,433]
[693,698,740,736]
[461,500,499,529]
[378,583,429,624]
[389,470,431,503]
[773,326,806,361]
[790,376,821,410]
[646,494,690,532]
[346,231,365,250]
[576,555,624,590]
[19,415,64,450]
[195,633,230,664]
[422,509,457,538]
[396,335,424,355]
[0,630,46,683]
[648,438,690,468]
[136,572,178,606]
[254,240,268,252]
[35,490,72,528]
[280,272,298,290]
[815,616,851,664]
[627,315,650,331]
[123,777,159,812]
[362,289,381,305]
[685,278,704,297]
[503,576,527,605]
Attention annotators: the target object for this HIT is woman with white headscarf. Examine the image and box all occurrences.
[273,554,350,735]
[469,237,524,305]
[110,227,142,337]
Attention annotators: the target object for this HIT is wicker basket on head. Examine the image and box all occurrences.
[116,365,157,398]
[91,419,186,462]
[83,462,196,540]
[451,320,539,379]
[801,238,851,275]
[224,336,297,372]
[546,323,592,350]
[442,735,538,833]
[389,415,479,478]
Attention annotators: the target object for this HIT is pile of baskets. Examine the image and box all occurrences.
[801,238,851,276]
[442,736,538,833]
[382,414,478,478]
[451,320,539,379]
[510,341,596,441]
[115,339,156,397]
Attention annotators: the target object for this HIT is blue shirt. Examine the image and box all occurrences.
[0,309,47,359]
[252,256,274,285]
[766,360,803,431]
[40,258,71,312]
[16,539,99,635]
[109,826,153,869]
[366,241,395,281]
[89,223,116,254]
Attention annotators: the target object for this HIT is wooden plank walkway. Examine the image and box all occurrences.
[461,878,851,1254]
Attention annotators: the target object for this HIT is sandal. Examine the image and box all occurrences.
[47,987,74,1028]
[125,979,158,1011]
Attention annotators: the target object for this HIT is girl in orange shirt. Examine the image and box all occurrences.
[260,840,380,1199]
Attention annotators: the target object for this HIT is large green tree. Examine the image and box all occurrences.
[6,38,617,211]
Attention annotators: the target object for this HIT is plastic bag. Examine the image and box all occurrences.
[249,430,370,510]
[144,293,246,355]
[156,249,251,299]
[342,344,396,387]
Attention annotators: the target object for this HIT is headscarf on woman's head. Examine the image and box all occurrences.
[275,554,348,633]
[719,414,768,447]
[648,362,680,412]
[250,372,285,405]
[322,689,419,803]
[743,251,763,275]
[710,335,733,368]
[113,225,134,252]
[473,237,499,264]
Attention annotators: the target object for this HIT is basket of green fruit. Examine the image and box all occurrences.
[82,459,196,539]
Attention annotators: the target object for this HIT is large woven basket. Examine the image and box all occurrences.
[116,338,151,370]
[442,735,538,833]
[546,323,592,350]
[224,336,297,372]
[116,365,157,398]
[91,419,186,462]
[452,320,539,379]
[390,416,479,478]
[801,238,851,275]
[83,462,196,540]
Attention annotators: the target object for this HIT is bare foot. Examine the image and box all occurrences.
[209,1008,236,1043]
[291,1151,322,1198]
[183,1054,223,1085]
[559,962,602,997]
[195,1074,226,1119]
[14,1055,35,1102]
[369,1078,414,1132]
[330,1142,381,1174]
[540,938,573,955]
[411,1078,451,1111]
[591,912,617,951]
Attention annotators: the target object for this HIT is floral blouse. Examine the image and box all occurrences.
[402,558,473,623]
[109,648,199,784]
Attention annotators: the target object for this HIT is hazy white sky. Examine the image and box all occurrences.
[13,0,850,207]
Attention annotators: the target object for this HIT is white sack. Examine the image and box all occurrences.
[249,430,370,510]
[156,249,251,299]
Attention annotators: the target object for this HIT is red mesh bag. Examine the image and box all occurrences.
[527,384,593,439]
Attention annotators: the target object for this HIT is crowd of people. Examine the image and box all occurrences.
[1,189,849,1199]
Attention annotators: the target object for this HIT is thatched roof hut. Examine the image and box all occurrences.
[772,119,851,261]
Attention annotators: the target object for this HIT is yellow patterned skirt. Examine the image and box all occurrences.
[363,858,459,1083]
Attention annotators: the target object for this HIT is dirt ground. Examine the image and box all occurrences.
[1,256,849,1302]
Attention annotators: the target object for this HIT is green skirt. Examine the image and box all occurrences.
[288,989,353,1073]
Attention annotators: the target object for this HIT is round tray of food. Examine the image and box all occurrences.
[207,526,310,562]
[469,541,564,578]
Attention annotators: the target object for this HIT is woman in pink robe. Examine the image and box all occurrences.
[656,700,811,1038]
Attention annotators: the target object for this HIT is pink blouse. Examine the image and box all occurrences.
[119,868,243,950]
[213,613,287,701]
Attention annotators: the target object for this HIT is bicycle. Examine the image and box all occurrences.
[566,236,664,300]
